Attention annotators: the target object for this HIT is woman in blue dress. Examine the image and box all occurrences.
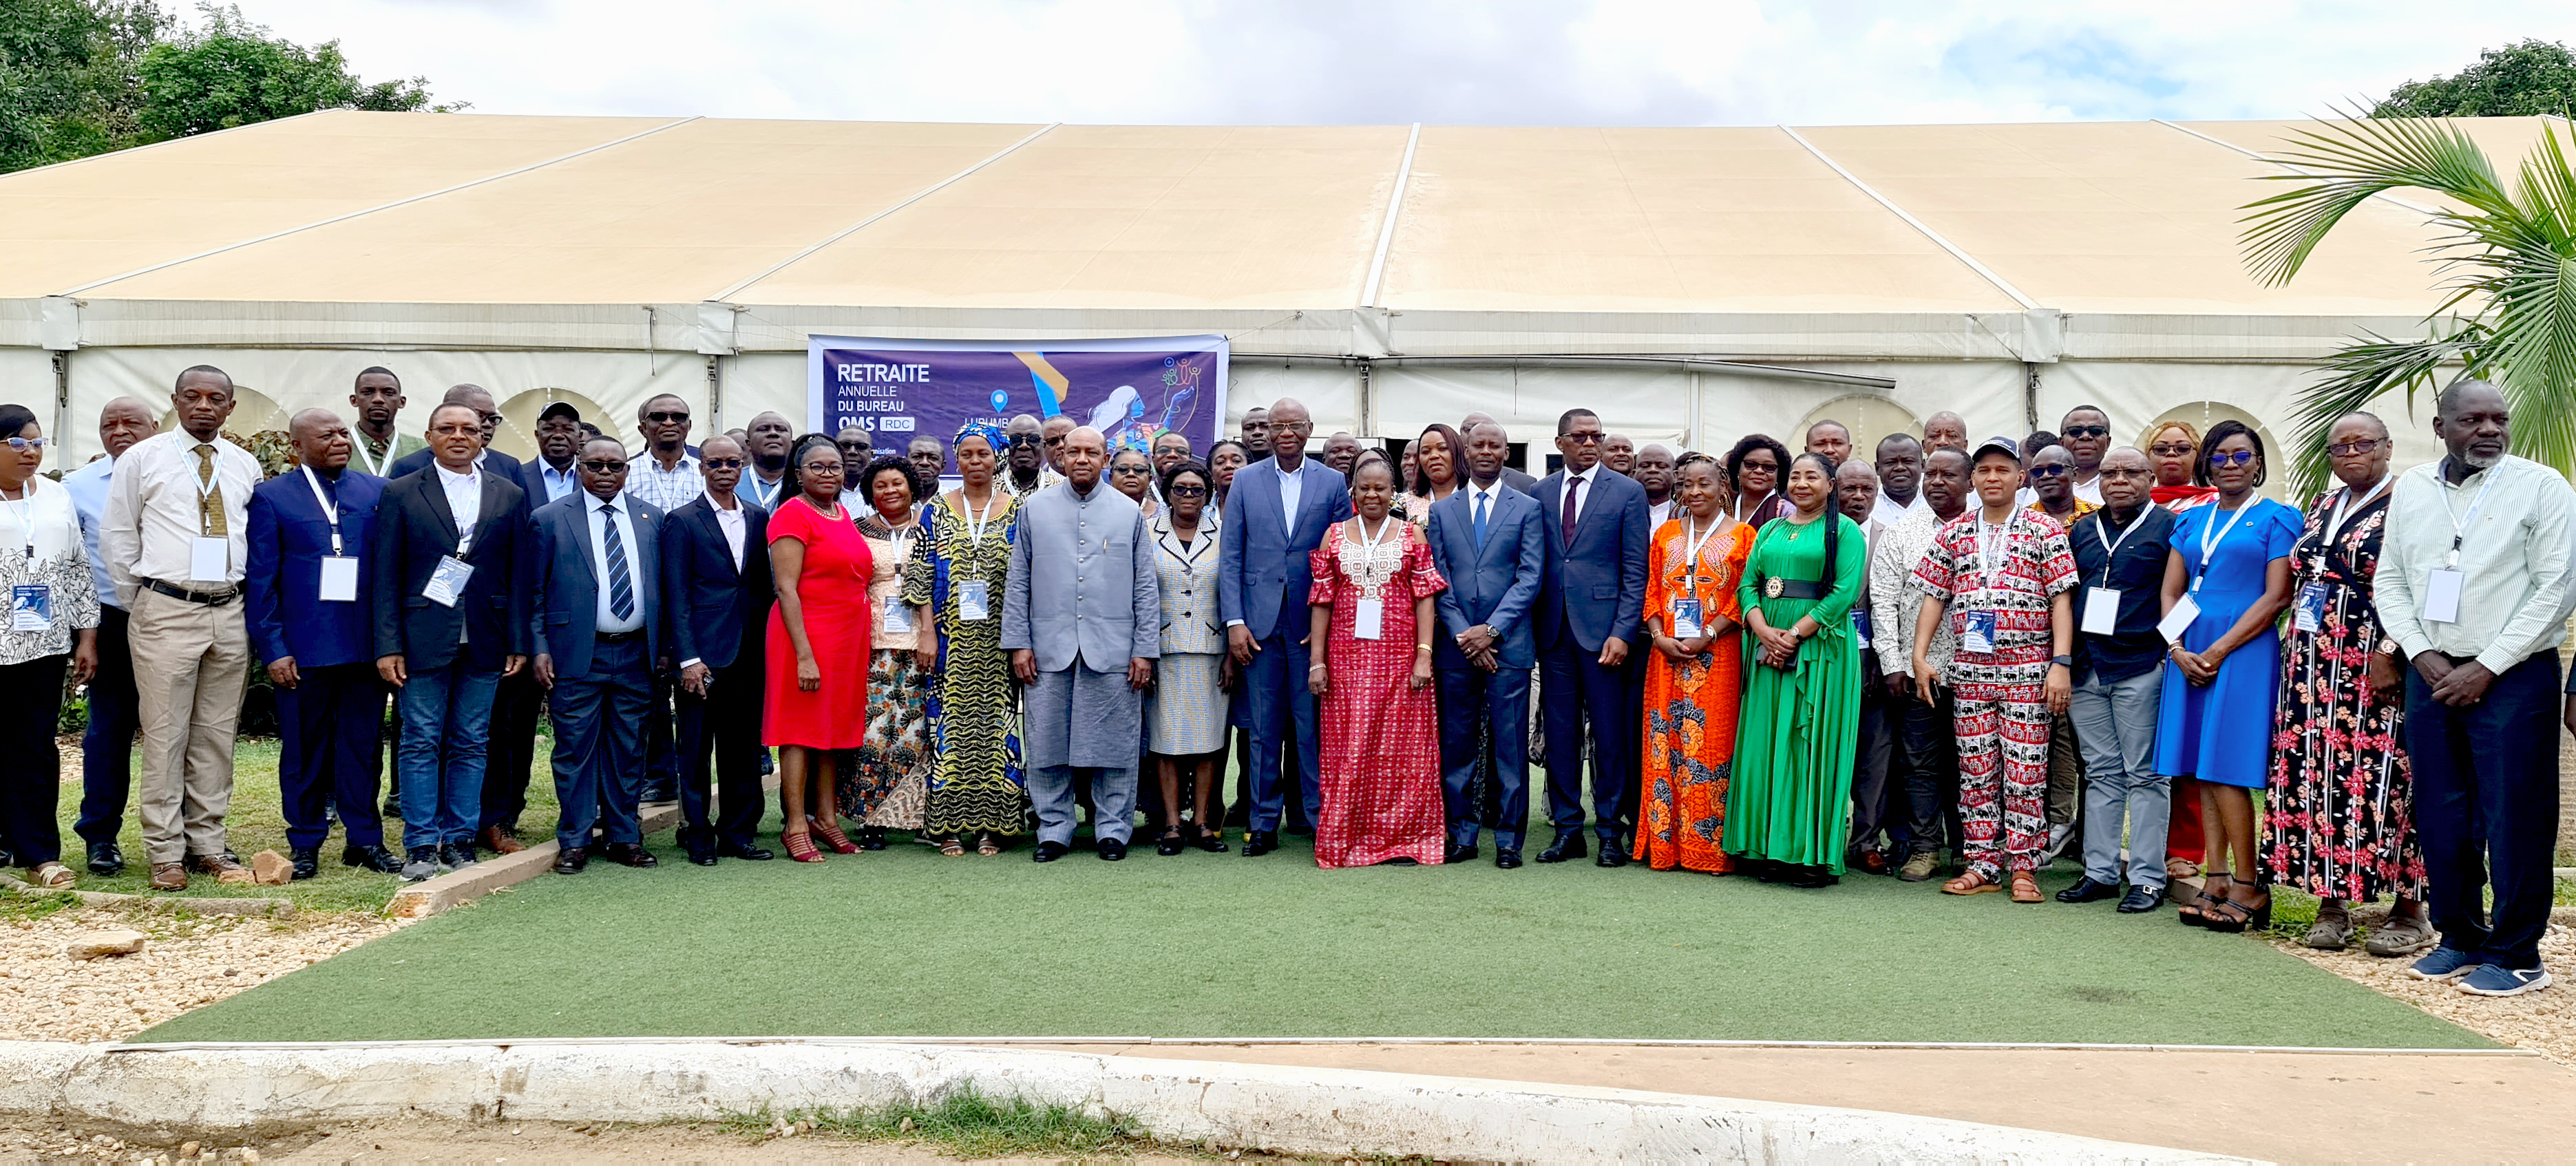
[2155,419,2299,933]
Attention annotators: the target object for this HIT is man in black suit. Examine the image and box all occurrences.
[531,436,666,873]
[386,384,525,481]
[1530,407,1651,866]
[661,435,774,865]
[370,403,533,883]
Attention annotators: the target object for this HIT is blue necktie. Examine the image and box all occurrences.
[1472,491,1489,550]
[602,503,633,621]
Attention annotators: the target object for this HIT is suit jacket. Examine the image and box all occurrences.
[244,467,386,669]
[1426,485,1548,670]
[529,491,665,682]
[1216,456,1351,640]
[1001,480,1159,673]
[387,445,525,485]
[514,456,582,511]
[368,465,534,672]
[660,494,772,671]
[1532,467,1651,653]
[1499,466,1539,496]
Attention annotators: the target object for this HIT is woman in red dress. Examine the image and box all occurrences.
[1307,453,1448,869]
[766,435,874,862]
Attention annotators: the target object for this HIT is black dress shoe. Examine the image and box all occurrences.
[1495,848,1523,869]
[719,843,775,861]
[2118,883,2168,913]
[1788,864,1840,889]
[1444,842,1478,865]
[1097,838,1128,861]
[86,840,124,876]
[601,842,657,868]
[289,847,320,881]
[2057,876,2122,904]
[1154,832,1186,856]
[1537,831,1585,863]
[1032,840,1070,862]
[552,847,588,874]
[1241,829,1278,857]
[341,843,401,873]
[859,827,888,851]
[687,849,719,867]
[1596,841,1629,868]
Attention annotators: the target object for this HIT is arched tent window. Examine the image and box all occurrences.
[160,385,293,476]
[1793,395,1923,465]
[496,388,609,463]
[2142,401,2289,502]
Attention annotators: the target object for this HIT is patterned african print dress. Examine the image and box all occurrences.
[1634,516,1750,873]
[1307,518,1450,868]
[904,489,1028,836]
[841,510,929,829]
[2263,483,2424,903]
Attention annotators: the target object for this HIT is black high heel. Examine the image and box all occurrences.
[2202,876,2270,934]
[1191,823,1229,853]
[1155,828,1187,857]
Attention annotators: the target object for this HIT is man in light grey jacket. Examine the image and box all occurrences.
[1004,426,1161,863]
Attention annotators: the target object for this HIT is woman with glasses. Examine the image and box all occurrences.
[905,420,1028,856]
[1402,424,1466,529]
[0,406,97,890]
[2265,413,2431,954]
[839,455,932,848]
[2144,421,2219,513]
[2155,420,2299,931]
[1146,460,1231,854]
[1724,434,1793,529]
[765,435,874,862]
[1108,446,1159,519]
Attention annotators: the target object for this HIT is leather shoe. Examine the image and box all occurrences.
[341,843,401,873]
[1494,848,1523,869]
[478,825,526,855]
[2057,876,2122,904]
[86,840,124,876]
[1444,842,1478,865]
[601,842,657,868]
[719,842,774,861]
[1596,841,1629,868]
[1241,829,1278,858]
[1097,838,1128,861]
[687,848,719,867]
[2118,883,2168,913]
[551,847,588,874]
[148,862,188,891]
[289,847,320,881]
[1032,840,1070,862]
[1537,831,1585,863]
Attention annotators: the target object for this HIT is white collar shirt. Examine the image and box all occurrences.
[1872,491,1926,531]
[710,497,748,569]
[1561,465,1600,527]
[96,431,260,601]
[1647,497,1674,529]
[2376,454,2576,675]
[435,463,483,550]
[584,494,646,635]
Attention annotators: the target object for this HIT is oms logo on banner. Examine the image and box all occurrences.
[803,335,1229,474]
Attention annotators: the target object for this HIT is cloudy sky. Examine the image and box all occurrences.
[225,0,2573,126]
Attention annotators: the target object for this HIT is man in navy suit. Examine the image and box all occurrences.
[1218,396,1351,856]
[661,435,773,865]
[531,437,666,873]
[1532,407,1651,866]
[245,410,399,879]
[1426,420,1548,867]
[370,403,533,882]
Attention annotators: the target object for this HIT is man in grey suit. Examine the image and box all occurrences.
[529,437,666,873]
[1004,426,1160,863]
[1426,421,1548,867]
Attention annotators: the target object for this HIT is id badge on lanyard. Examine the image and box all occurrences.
[10,583,52,633]
[304,467,359,601]
[2293,582,2328,635]
[1956,610,1997,655]
[1671,597,1704,639]
[423,555,474,608]
[959,579,991,622]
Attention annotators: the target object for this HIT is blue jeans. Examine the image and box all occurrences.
[396,659,500,854]
[2070,668,2167,889]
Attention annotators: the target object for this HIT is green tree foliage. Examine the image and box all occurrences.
[0,1,455,173]
[2373,39,2576,118]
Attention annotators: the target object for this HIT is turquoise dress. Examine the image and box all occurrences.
[2153,498,2301,788]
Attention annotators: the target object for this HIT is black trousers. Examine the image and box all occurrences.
[275,662,386,850]
[642,670,677,801]
[677,656,766,851]
[1895,686,1961,860]
[0,655,70,867]
[478,668,543,833]
[74,605,137,847]
[1848,678,1898,851]
[2403,653,2563,970]
[1540,611,1634,840]
[548,637,651,849]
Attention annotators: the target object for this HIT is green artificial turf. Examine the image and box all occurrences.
[138,800,2488,1048]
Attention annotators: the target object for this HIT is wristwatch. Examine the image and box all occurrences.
[2050,655,2073,668]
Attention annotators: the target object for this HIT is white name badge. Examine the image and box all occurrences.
[1353,597,1385,640]
[2292,582,2327,635]
[1957,610,1997,656]
[189,536,229,581]
[958,579,991,622]
[318,555,360,602]
[2423,568,2465,624]
[1851,608,1872,650]
[1671,597,1704,639]
[2157,593,2200,646]
[10,583,52,633]
[2082,587,2120,637]
[422,555,474,608]
[882,601,913,635]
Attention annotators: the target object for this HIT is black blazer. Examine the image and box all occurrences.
[368,466,534,672]
[659,495,772,671]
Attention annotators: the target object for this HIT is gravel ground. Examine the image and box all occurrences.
[2268,903,2576,1066]
[0,1116,1235,1163]
[0,904,401,1043]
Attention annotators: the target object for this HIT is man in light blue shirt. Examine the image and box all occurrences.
[61,396,156,876]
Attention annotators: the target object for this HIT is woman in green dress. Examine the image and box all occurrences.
[902,421,1028,856]
[1727,450,1866,888]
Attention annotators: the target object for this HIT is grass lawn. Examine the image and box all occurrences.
[138,796,2489,1049]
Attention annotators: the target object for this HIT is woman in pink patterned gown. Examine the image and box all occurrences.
[1307,454,1449,869]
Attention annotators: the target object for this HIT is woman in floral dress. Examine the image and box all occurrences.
[842,455,931,844]
[1634,455,1748,873]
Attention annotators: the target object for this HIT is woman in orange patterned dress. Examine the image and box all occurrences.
[1633,454,1749,872]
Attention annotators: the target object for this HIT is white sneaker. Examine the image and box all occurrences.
[2040,823,2074,864]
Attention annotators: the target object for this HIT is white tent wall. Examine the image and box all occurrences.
[2044,360,2448,500]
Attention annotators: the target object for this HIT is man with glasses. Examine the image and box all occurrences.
[2056,405,2113,505]
[388,385,524,482]
[1039,415,1076,474]
[2055,447,2176,913]
[1218,397,1351,855]
[1001,414,1057,499]
[1532,407,1651,866]
[663,435,774,865]
[625,394,704,513]
[533,437,668,872]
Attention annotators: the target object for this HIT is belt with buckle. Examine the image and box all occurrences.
[595,628,646,644]
[142,579,238,606]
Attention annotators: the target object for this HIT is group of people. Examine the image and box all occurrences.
[0,365,2559,998]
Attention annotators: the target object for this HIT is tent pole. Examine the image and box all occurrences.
[2023,361,2041,432]
[707,355,724,432]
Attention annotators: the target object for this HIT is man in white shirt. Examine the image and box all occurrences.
[662,436,774,865]
[1634,443,1678,529]
[739,412,796,511]
[98,367,262,891]
[64,396,155,876]
[1870,433,1928,529]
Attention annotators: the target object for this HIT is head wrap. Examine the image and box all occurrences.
[955,418,1006,452]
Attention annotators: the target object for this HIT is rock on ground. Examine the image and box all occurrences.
[63,929,147,961]
[0,907,399,1043]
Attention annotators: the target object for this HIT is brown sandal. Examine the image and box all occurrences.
[936,835,965,857]
[1942,870,2001,895]
[2009,871,2042,903]
[976,832,1001,857]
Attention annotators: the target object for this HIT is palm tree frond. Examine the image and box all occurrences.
[2240,115,2513,287]
[2285,330,2484,498]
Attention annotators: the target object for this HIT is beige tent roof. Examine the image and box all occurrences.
[1,110,2559,359]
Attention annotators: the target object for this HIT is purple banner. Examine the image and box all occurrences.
[805,335,1229,472]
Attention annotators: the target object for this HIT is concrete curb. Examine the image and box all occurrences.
[384,799,686,918]
[0,1039,2245,1163]
[0,874,294,918]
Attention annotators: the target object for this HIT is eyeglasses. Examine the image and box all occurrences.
[1271,421,1312,434]
[578,459,629,473]
[1741,459,1777,472]
[2061,425,2109,439]
[2,437,46,451]
[2100,467,2155,479]
[2326,438,2383,457]
[2026,463,2069,478]
[1168,484,1208,497]
[1112,464,1151,476]
[837,441,871,452]
[1560,432,1603,445]
[2149,443,2195,457]
[701,457,745,469]
[2207,449,2258,467]
[645,411,689,424]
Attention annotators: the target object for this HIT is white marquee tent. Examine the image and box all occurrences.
[3,109,2557,472]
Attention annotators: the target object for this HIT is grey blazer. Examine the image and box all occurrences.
[1002,480,1161,673]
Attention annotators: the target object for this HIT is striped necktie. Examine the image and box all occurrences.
[601,503,633,620]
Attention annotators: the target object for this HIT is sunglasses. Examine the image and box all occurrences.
[1561,432,1604,445]
[2207,449,2258,467]
[1007,434,1039,447]
[2027,463,2069,478]
[2326,438,2382,457]
[1112,464,1151,476]
[1168,484,1208,497]
[578,459,629,473]
[2061,425,2109,439]
[1044,436,1066,447]
[2,436,46,451]
[701,457,745,469]
[837,441,871,452]
[645,411,689,423]
[2149,443,2195,457]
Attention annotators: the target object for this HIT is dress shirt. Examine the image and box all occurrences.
[98,430,259,602]
[585,494,646,635]
[434,463,483,549]
[741,469,786,511]
[1278,457,1306,527]
[1868,503,1960,677]
[712,497,748,568]
[1647,498,1674,529]
[2376,454,2576,675]
[1870,491,1925,531]
[1560,465,1600,527]
[536,458,580,505]
[624,449,704,512]
[61,454,118,611]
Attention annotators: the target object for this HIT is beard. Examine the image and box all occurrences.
[2462,445,2506,469]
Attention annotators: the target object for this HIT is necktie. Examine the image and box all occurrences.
[1561,474,1581,544]
[602,503,634,621]
[1472,491,1490,549]
[193,444,226,538]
